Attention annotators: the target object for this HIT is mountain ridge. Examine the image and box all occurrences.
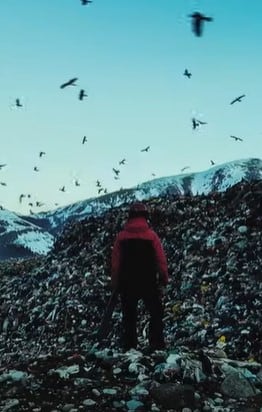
[0,157,261,260]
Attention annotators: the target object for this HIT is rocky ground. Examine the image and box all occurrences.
[0,180,262,411]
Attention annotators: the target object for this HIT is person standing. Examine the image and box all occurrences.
[111,202,169,351]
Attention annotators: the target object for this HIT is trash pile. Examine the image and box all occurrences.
[0,180,262,411]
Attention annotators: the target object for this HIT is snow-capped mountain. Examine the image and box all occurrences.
[0,209,54,260]
[0,158,261,260]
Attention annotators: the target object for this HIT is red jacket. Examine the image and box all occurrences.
[111,216,169,289]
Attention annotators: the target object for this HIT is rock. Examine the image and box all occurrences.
[2,399,20,411]
[238,225,248,234]
[150,383,195,409]
[62,405,75,412]
[221,365,257,398]
[126,399,145,411]
[91,388,101,397]
[102,388,117,395]
[82,399,96,406]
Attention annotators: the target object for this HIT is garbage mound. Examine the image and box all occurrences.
[0,180,261,411]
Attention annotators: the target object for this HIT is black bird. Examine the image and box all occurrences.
[151,173,156,177]
[230,135,243,142]
[15,98,23,107]
[60,78,78,89]
[0,164,7,169]
[114,175,120,180]
[33,166,39,172]
[59,186,66,192]
[0,205,4,210]
[28,202,33,207]
[196,119,207,125]
[81,0,92,4]
[119,158,126,165]
[210,160,215,165]
[103,188,108,194]
[19,194,26,203]
[199,350,213,376]
[230,94,245,105]
[74,179,80,186]
[82,136,87,144]
[0,182,7,186]
[189,12,213,37]
[79,89,88,100]
[192,118,199,130]
[39,151,46,157]
[98,187,103,194]
[141,146,150,152]
[96,180,101,187]
[113,168,120,175]
[184,69,192,78]
[36,201,44,207]
[181,166,190,172]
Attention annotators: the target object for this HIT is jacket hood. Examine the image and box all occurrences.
[124,216,149,233]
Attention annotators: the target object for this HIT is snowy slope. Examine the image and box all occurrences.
[0,157,261,260]
[0,209,54,259]
[32,157,262,230]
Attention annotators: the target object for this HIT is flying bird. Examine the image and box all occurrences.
[59,186,66,192]
[114,175,120,180]
[181,166,190,172]
[192,118,199,130]
[39,151,46,157]
[141,146,150,152]
[113,168,120,175]
[81,0,92,4]
[74,179,80,186]
[103,188,108,194]
[36,201,44,207]
[0,164,7,169]
[189,12,213,37]
[28,202,33,207]
[119,158,126,165]
[151,173,156,177]
[96,180,101,187]
[79,89,88,100]
[19,194,26,203]
[60,78,78,89]
[82,136,87,144]
[15,98,23,107]
[184,69,192,78]
[98,187,103,194]
[230,94,246,105]
[210,160,215,165]
[0,182,7,186]
[230,135,243,142]
[33,166,39,172]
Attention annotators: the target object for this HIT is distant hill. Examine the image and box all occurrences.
[0,157,261,260]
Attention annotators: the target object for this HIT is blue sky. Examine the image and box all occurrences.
[0,0,262,214]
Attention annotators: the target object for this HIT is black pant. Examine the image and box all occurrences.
[120,289,165,351]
